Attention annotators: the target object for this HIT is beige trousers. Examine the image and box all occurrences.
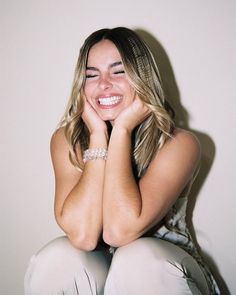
[24,236,210,295]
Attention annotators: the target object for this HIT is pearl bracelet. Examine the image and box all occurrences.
[83,148,108,163]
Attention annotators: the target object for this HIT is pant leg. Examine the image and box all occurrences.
[104,237,210,295]
[24,236,111,295]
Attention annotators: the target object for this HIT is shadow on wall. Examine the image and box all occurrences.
[135,28,229,295]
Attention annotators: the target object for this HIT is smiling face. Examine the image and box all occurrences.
[84,40,136,121]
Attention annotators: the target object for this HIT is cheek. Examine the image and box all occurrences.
[127,87,136,101]
[124,80,135,96]
[83,85,93,105]
[83,84,90,98]
[119,80,135,98]
[83,85,95,104]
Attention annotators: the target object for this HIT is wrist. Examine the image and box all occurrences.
[112,124,133,135]
[111,125,133,137]
[83,148,108,163]
[90,132,108,148]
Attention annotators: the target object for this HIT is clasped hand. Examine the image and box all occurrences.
[113,95,151,133]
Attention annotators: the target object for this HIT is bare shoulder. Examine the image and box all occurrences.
[50,127,82,177]
[143,128,201,189]
[171,128,201,154]
[50,127,70,170]
[50,127,68,152]
[154,128,201,169]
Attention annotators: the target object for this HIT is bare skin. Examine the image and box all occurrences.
[50,40,200,251]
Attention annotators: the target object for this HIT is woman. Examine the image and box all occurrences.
[25,27,219,294]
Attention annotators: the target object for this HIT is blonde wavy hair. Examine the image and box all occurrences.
[60,27,175,178]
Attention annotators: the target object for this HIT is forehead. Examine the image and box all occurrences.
[87,40,122,66]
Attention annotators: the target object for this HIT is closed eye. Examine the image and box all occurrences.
[114,70,125,74]
[86,74,98,78]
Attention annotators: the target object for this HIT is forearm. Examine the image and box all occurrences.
[103,127,142,244]
[59,133,107,250]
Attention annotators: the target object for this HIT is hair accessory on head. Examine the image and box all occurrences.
[83,148,108,163]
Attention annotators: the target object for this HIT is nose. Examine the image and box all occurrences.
[98,74,113,90]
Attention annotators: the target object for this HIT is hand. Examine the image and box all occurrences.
[114,94,151,132]
[82,99,108,135]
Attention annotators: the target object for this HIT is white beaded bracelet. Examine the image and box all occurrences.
[83,148,108,163]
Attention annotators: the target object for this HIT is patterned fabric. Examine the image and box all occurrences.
[153,175,220,295]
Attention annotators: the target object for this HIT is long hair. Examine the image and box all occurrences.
[60,27,175,178]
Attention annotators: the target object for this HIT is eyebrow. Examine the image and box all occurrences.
[86,61,123,71]
[110,61,122,68]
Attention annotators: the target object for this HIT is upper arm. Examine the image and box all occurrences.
[50,127,82,221]
[138,128,201,232]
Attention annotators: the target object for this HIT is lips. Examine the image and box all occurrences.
[96,95,123,108]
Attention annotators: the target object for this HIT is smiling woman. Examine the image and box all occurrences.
[24,27,220,295]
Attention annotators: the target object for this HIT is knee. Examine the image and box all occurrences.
[109,238,166,274]
[110,237,202,274]
[112,237,170,264]
[104,238,171,294]
[35,236,85,259]
[24,236,88,294]
[26,236,87,272]
[107,238,209,295]
[25,237,112,295]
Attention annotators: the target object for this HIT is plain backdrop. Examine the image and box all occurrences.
[1,0,236,294]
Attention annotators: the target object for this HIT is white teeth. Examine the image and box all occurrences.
[98,96,122,106]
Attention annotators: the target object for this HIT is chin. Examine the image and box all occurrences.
[98,110,120,122]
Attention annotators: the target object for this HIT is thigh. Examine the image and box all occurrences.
[24,236,111,295]
[104,237,210,295]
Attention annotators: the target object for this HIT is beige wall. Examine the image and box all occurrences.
[1,0,235,293]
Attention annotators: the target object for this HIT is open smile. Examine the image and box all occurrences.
[97,95,123,108]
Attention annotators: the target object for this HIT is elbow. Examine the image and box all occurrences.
[103,227,134,248]
[55,215,98,252]
[68,234,98,252]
